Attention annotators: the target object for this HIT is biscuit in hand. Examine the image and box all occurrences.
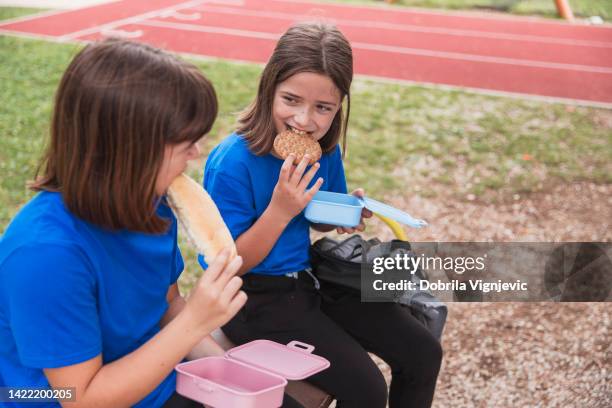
[273,129,322,165]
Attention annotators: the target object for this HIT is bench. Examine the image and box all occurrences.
[210,329,334,408]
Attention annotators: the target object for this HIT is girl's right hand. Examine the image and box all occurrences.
[269,154,324,223]
[183,249,247,335]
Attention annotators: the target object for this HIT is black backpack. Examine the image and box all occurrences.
[310,235,447,340]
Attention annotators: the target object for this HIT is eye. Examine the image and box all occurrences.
[317,104,333,113]
[282,95,297,104]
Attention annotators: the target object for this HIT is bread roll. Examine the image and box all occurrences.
[167,173,237,263]
[273,129,322,165]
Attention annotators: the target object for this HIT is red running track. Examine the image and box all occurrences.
[2,0,612,106]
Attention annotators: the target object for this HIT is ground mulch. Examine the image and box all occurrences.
[322,181,611,407]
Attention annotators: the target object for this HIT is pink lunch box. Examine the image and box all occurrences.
[175,339,330,408]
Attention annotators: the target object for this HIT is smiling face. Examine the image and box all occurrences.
[155,140,202,195]
[272,72,342,142]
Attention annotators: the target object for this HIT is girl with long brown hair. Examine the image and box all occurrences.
[201,22,443,408]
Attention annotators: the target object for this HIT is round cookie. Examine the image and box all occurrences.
[273,130,322,165]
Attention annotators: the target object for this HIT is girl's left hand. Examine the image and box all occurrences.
[336,188,373,234]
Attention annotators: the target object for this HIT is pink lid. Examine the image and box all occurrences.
[225,340,330,381]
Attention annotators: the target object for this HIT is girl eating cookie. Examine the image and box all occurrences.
[200,22,443,408]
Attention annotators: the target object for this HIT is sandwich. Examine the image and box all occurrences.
[167,173,237,263]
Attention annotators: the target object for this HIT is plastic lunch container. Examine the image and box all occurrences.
[305,190,428,228]
[175,340,330,408]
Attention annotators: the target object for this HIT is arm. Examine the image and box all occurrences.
[235,153,323,275]
[234,206,291,275]
[46,310,206,408]
[45,251,245,408]
[161,283,225,358]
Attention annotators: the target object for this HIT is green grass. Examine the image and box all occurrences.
[1,6,611,289]
[0,7,45,21]
[333,0,612,19]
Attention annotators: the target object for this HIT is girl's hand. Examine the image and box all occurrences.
[183,248,247,336]
[269,153,324,223]
[336,188,373,234]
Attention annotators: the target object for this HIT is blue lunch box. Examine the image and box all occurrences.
[305,191,427,228]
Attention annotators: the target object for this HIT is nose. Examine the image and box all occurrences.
[294,109,310,128]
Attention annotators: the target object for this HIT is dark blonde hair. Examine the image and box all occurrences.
[238,22,353,157]
[31,38,218,234]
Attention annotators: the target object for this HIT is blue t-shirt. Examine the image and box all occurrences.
[199,132,347,275]
[0,192,183,408]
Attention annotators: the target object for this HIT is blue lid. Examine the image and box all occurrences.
[359,197,428,228]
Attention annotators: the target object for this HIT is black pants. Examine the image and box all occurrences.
[222,272,443,408]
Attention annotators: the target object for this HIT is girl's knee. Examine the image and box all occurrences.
[422,334,443,363]
[391,333,443,379]
[413,334,443,375]
[433,337,443,363]
[417,338,443,383]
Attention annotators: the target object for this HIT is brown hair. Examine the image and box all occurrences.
[31,38,218,234]
[237,22,353,157]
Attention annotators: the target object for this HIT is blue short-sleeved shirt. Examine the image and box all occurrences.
[199,132,347,275]
[0,192,183,407]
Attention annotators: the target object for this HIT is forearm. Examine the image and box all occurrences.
[54,255,245,408]
[187,334,225,359]
[235,206,290,275]
[162,295,224,358]
[71,310,207,407]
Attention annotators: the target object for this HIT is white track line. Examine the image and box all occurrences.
[137,19,612,74]
[0,8,76,26]
[270,0,612,27]
[0,28,69,42]
[56,0,243,41]
[141,19,278,39]
[0,1,123,27]
[188,4,612,49]
[352,41,612,74]
[356,73,612,109]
